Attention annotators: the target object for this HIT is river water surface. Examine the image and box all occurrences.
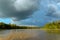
[0,29,60,40]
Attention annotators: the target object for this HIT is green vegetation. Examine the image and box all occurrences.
[44,21,60,29]
[0,22,26,29]
[0,20,60,29]
[0,20,60,31]
[0,22,41,29]
[43,21,60,34]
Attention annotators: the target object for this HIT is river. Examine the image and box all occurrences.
[0,29,60,40]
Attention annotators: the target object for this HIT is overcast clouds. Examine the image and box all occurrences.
[46,0,60,18]
[0,0,60,26]
[0,0,40,21]
[17,0,60,26]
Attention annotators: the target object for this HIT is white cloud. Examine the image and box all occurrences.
[46,3,60,18]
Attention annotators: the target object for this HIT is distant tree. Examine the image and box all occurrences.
[44,20,60,34]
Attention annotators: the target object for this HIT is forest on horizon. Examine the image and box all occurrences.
[0,20,60,29]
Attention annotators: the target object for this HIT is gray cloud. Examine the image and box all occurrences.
[0,0,40,21]
[46,3,60,18]
[46,0,60,18]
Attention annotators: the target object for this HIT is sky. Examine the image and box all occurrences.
[0,0,60,26]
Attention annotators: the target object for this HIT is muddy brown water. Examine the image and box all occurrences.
[0,29,60,40]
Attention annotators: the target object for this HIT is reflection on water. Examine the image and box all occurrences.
[0,29,60,40]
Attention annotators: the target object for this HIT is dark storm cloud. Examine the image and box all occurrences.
[0,0,40,21]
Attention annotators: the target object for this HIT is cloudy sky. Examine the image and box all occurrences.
[0,0,60,26]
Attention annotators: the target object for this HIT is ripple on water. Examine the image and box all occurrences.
[0,29,60,40]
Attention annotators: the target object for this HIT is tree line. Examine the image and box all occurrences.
[43,20,60,34]
[0,22,40,29]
